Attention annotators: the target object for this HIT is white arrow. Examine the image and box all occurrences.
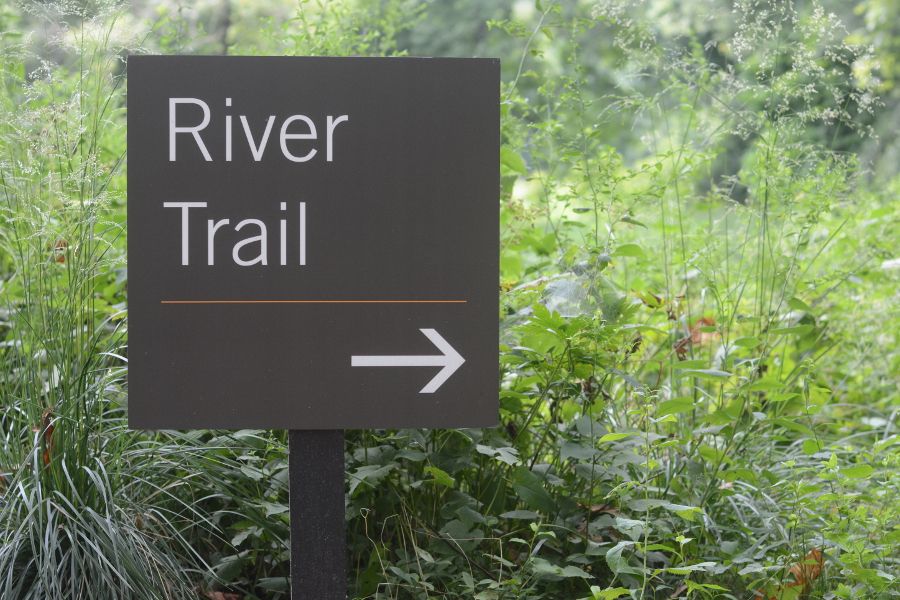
[351,328,465,393]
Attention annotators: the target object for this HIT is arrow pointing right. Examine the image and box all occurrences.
[351,328,465,393]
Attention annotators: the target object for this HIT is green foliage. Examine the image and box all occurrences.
[0,0,897,599]
[343,1,899,598]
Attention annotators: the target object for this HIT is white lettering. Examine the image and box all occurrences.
[326,115,348,162]
[169,98,211,161]
[241,116,276,161]
[280,115,317,162]
[232,219,268,266]
[207,218,230,265]
[163,202,207,265]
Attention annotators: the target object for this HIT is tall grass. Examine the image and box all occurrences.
[0,5,217,598]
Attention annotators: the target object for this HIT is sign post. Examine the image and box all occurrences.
[127,56,498,597]
[290,430,346,598]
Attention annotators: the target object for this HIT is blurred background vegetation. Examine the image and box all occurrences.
[0,0,897,598]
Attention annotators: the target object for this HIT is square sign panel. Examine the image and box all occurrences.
[127,56,499,429]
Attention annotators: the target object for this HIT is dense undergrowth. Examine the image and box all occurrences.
[0,1,897,599]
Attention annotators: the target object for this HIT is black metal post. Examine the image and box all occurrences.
[289,430,347,600]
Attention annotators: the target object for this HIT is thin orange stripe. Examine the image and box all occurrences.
[160,299,467,304]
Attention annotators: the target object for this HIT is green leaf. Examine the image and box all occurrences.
[230,526,257,547]
[605,541,639,575]
[874,436,899,454]
[257,577,289,591]
[772,418,815,437]
[721,468,758,483]
[613,243,646,259]
[788,297,813,313]
[239,465,265,481]
[499,510,540,520]
[802,439,824,454]
[670,505,701,522]
[748,378,784,391]
[698,444,724,464]
[656,397,694,416]
[591,587,632,600]
[262,501,288,517]
[614,517,645,541]
[559,565,592,578]
[666,561,717,574]
[501,252,524,280]
[598,432,633,443]
[500,145,526,174]
[440,519,481,553]
[476,444,521,465]
[424,465,456,488]
[415,547,435,563]
[733,336,761,348]
[840,464,874,479]
[628,498,702,522]
[560,441,596,460]
[682,369,732,379]
[212,554,246,582]
[620,214,647,228]
[685,580,728,592]
[771,324,814,336]
[397,449,427,462]
[349,463,396,496]
[511,467,556,513]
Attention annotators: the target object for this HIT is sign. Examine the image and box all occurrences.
[127,56,499,429]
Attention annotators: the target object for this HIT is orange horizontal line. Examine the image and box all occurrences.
[161,299,467,304]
